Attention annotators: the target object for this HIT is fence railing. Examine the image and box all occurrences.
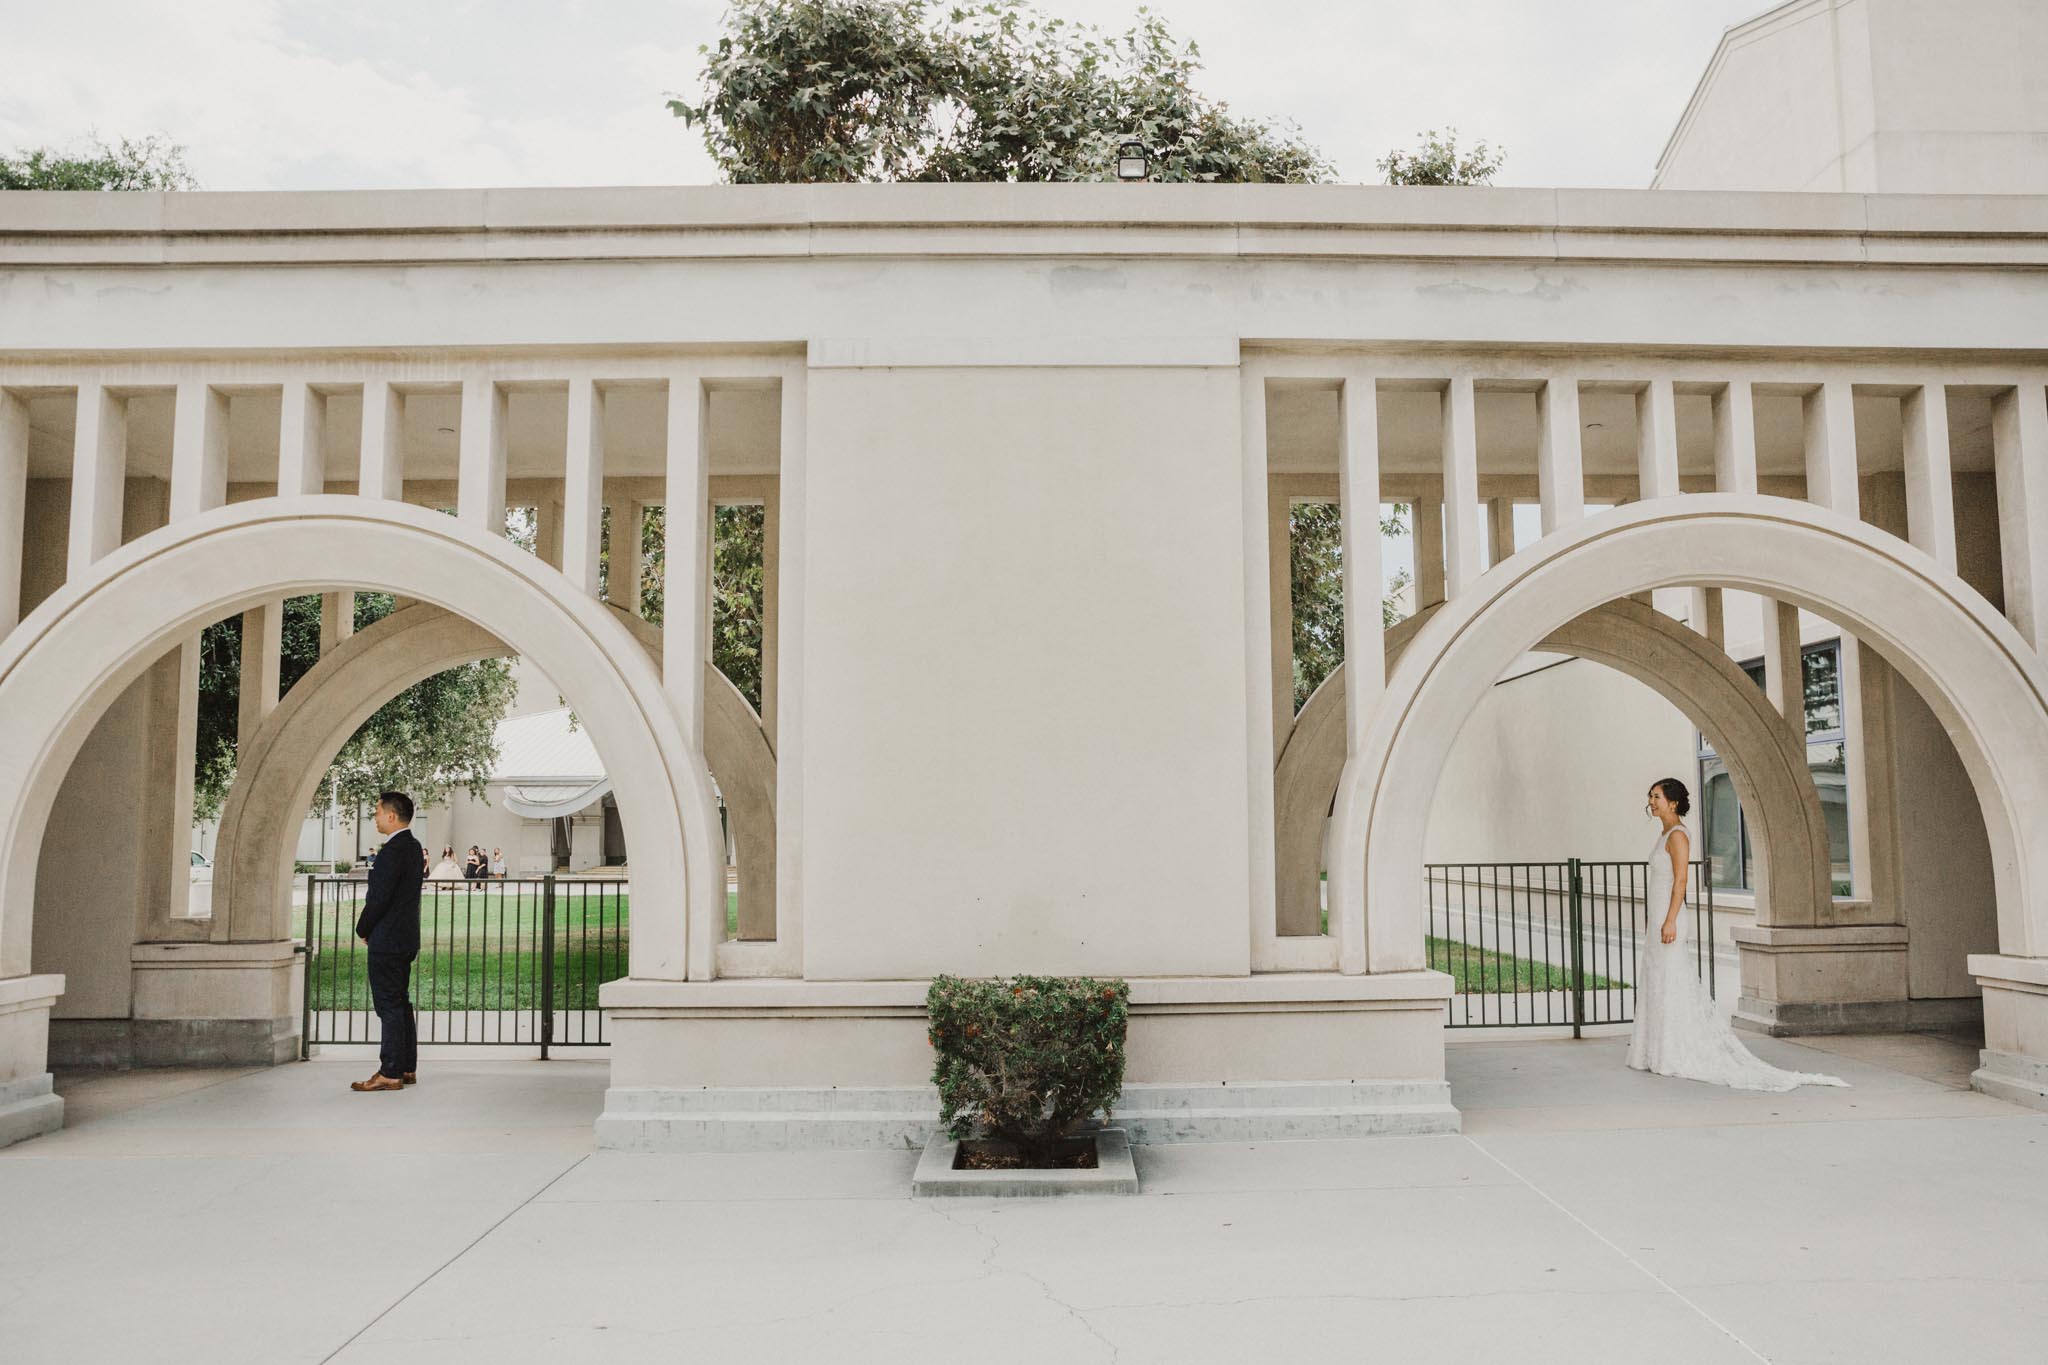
[299,875,628,1056]
[1426,859,1715,1034]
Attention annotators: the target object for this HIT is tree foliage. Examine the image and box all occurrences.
[620,503,768,715]
[670,0,1334,184]
[1377,127,1503,186]
[194,594,517,822]
[1290,501,1412,712]
[0,134,197,190]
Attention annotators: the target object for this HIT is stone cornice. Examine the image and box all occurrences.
[3,184,2047,269]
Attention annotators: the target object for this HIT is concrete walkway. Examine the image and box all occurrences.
[2,1032,2042,1364]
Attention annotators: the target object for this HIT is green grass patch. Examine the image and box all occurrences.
[1429,935,1627,993]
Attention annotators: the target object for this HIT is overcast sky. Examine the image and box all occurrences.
[3,0,1776,191]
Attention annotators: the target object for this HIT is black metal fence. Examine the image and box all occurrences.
[299,875,629,1056]
[1426,859,1716,1033]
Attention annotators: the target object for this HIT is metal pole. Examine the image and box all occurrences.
[540,874,557,1061]
[1567,858,1586,1040]
[299,874,315,1060]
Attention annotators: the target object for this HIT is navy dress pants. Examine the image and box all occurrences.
[367,951,418,1079]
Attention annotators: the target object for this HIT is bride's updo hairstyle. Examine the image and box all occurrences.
[1651,777,1692,817]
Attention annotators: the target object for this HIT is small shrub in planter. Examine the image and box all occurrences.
[927,974,1129,1168]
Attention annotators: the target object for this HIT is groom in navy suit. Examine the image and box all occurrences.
[351,790,423,1092]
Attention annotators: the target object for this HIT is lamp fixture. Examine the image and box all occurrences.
[1115,139,1151,182]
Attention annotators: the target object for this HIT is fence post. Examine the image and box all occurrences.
[300,874,316,1060]
[540,875,557,1061]
[1567,858,1586,1040]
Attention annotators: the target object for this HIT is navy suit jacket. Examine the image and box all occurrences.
[356,827,424,957]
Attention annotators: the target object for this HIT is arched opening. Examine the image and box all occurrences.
[1325,498,2048,1097]
[0,499,726,1086]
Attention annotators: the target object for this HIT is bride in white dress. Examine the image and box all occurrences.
[1627,777,1847,1091]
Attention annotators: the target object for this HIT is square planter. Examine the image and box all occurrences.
[911,1126,1138,1197]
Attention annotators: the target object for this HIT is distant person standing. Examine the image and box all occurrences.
[489,847,508,879]
[351,791,423,1093]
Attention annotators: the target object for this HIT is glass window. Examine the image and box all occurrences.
[1700,641,1851,896]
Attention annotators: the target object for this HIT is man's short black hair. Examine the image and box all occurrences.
[377,790,414,824]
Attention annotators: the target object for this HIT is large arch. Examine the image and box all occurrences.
[1326,495,2048,978]
[1276,596,1829,936]
[212,603,778,944]
[0,497,725,983]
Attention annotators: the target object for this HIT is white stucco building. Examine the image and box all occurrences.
[4,0,2048,1150]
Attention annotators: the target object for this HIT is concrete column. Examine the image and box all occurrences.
[0,389,26,639]
[1712,380,1759,494]
[1690,586,1725,649]
[612,499,645,617]
[1485,496,1515,570]
[1635,378,1681,501]
[662,376,711,750]
[760,482,781,744]
[318,592,354,655]
[68,381,128,578]
[238,599,284,742]
[1990,382,2048,648]
[457,377,508,534]
[1338,375,1384,750]
[358,380,405,502]
[1900,383,1958,572]
[1440,378,1481,597]
[276,381,325,498]
[168,380,227,523]
[1266,481,1293,745]
[1804,380,1860,519]
[563,378,605,597]
[1762,602,1805,729]
[1412,496,1446,610]
[1535,377,1583,534]
[536,498,564,570]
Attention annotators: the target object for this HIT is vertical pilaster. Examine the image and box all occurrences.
[1486,496,1515,570]
[276,381,325,498]
[318,592,354,655]
[1441,378,1481,597]
[0,389,26,639]
[536,498,564,570]
[238,599,284,741]
[662,377,711,750]
[1804,380,1860,518]
[1690,587,1726,650]
[1636,378,1680,501]
[169,380,228,523]
[1900,382,1957,572]
[771,367,808,976]
[563,379,605,597]
[759,481,781,743]
[1763,603,1805,730]
[612,500,645,617]
[457,377,508,534]
[1712,380,1758,495]
[69,381,128,578]
[1412,496,1446,610]
[1266,482,1294,745]
[1338,374,1384,753]
[1535,377,1583,534]
[1991,383,2048,648]
[358,380,405,503]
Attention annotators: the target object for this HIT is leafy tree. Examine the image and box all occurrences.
[1290,501,1412,711]
[1377,128,1503,186]
[622,503,768,715]
[0,134,197,190]
[193,593,518,821]
[669,0,1334,183]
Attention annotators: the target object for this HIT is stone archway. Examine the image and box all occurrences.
[0,497,725,988]
[1275,596,1829,937]
[212,603,778,945]
[1325,496,2048,994]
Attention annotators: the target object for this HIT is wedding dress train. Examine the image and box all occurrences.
[1626,823,1847,1091]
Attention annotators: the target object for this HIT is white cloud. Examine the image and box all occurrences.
[0,0,1767,190]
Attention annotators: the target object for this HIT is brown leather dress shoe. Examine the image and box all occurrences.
[402,1072,418,1085]
[350,1073,405,1092]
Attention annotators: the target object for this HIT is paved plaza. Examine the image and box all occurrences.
[2,1031,2041,1365]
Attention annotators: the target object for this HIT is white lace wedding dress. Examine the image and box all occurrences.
[1626,822,1847,1091]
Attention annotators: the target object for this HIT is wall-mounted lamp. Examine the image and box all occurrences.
[1115,139,1151,182]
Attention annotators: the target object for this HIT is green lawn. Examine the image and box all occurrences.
[1429,935,1627,993]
